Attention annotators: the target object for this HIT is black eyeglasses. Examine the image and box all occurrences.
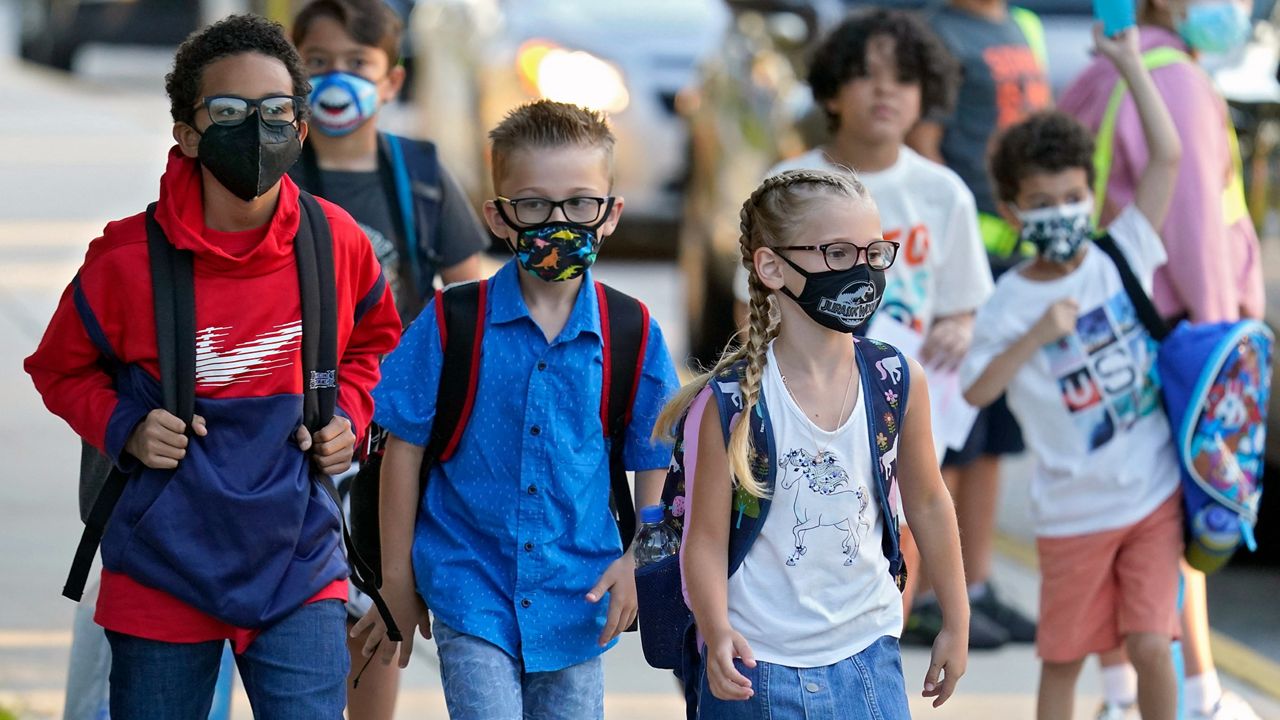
[195,95,303,127]
[496,196,614,226]
[774,240,899,271]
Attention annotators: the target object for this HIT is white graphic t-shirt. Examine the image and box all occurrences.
[726,344,903,667]
[735,147,993,333]
[960,206,1180,537]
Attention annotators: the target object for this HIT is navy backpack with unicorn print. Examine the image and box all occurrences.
[634,337,910,718]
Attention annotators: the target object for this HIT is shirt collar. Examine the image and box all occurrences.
[488,259,602,342]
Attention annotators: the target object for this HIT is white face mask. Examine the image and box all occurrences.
[1014,198,1095,263]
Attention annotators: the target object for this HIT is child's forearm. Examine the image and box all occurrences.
[963,331,1043,408]
[686,401,735,636]
[910,486,970,630]
[1120,54,1183,228]
[634,469,666,518]
[380,435,425,583]
[685,530,732,635]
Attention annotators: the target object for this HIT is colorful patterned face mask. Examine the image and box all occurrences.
[1015,198,1095,263]
[512,223,603,282]
[496,197,615,282]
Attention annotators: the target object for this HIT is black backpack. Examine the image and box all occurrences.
[347,278,651,589]
[66,193,403,641]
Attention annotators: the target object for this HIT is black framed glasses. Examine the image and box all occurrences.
[196,95,303,127]
[496,196,614,226]
[774,240,899,272]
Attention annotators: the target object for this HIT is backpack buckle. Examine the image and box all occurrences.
[309,369,337,390]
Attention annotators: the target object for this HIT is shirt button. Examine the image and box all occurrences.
[527,484,538,495]
[805,682,820,693]
[524,541,534,552]
[521,598,532,609]
[530,425,541,436]
[537,361,547,371]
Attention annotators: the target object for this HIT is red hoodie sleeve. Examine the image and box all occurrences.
[329,205,401,435]
[25,264,152,470]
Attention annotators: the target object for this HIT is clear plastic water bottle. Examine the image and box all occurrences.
[1186,505,1242,574]
[634,504,680,567]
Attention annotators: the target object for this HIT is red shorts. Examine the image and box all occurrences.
[1035,491,1183,663]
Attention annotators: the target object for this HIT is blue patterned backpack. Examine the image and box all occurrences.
[634,338,909,717]
[1095,236,1272,573]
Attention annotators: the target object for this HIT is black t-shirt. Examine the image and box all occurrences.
[293,145,489,324]
[316,168,416,315]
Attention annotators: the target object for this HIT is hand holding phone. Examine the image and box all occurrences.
[1093,0,1136,37]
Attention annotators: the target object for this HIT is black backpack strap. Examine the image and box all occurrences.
[295,192,403,643]
[425,280,488,464]
[295,192,339,430]
[65,205,194,601]
[1093,234,1170,342]
[595,282,649,547]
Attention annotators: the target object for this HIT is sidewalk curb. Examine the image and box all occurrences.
[993,532,1280,702]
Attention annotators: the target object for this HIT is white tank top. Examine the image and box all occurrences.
[726,344,904,667]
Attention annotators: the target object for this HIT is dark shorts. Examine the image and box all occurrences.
[943,393,1025,466]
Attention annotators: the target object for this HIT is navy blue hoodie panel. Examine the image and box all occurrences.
[98,364,346,628]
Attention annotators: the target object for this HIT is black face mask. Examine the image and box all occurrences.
[777,255,886,333]
[196,117,302,202]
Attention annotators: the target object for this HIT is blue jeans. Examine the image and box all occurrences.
[106,599,348,719]
[697,636,911,720]
[433,618,604,720]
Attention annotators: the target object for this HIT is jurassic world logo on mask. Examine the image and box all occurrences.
[819,281,879,327]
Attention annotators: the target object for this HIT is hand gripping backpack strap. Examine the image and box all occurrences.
[65,205,193,601]
[1093,235,1171,342]
[295,192,403,643]
[596,283,649,546]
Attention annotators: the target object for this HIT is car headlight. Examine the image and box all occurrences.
[516,39,630,114]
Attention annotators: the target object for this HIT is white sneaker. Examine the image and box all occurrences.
[1190,692,1263,720]
[1096,702,1138,720]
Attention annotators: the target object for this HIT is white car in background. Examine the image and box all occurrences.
[410,0,729,254]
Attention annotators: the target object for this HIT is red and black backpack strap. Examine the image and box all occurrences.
[424,279,488,469]
[595,282,650,546]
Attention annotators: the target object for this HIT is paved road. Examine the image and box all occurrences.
[0,54,1276,719]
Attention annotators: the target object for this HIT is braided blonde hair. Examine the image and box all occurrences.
[655,168,871,497]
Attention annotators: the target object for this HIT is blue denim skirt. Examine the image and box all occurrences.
[697,635,911,720]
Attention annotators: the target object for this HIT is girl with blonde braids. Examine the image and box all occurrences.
[664,168,969,718]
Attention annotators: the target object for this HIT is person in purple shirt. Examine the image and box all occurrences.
[1059,1,1263,718]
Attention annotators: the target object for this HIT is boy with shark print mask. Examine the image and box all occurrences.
[290,0,487,324]
[289,3,489,715]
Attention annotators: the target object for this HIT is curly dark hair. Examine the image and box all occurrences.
[807,9,959,132]
[990,111,1096,204]
[165,14,312,126]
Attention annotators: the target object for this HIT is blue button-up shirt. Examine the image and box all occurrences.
[373,260,679,671]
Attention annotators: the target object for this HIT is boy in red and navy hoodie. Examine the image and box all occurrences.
[24,14,400,717]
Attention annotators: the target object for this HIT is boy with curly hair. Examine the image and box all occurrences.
[24,14,400,716]
[960,28,1183,720]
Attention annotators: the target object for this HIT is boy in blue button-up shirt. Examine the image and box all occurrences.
[355,100,680,718]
